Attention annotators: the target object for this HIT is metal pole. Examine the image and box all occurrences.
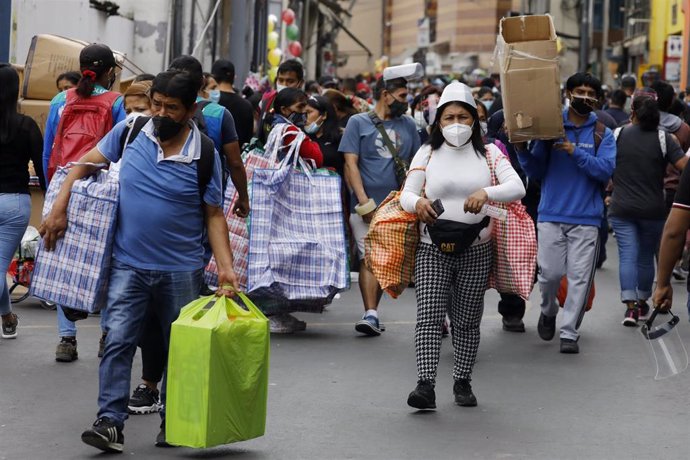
[602,0,610,80]
[188,0,196,55]
[579,0,591,72]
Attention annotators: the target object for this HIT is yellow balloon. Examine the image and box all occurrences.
[267,31,279,51]
[268,48,282,67]
[268,20,275,33]
[268,66,278,82]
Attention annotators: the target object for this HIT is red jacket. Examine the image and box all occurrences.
[282,124,323,168]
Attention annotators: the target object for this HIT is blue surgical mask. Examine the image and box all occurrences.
[209,89,221,103]
[482,99,494,111]
[305,120,322,134]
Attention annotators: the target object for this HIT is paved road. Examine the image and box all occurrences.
[2,240,690,459]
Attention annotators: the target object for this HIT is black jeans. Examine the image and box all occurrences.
[139,311,165,384]
[498,293,525,319]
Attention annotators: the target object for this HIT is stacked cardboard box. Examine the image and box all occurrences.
[495,15,564,142]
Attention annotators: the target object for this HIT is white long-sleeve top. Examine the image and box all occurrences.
[400,142,526,245]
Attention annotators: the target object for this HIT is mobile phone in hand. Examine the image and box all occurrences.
[431,199,444,216]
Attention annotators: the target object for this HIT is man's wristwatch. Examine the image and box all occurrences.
[355,198,377,216]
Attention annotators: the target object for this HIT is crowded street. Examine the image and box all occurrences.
[4,0,690,458]
[3,242,690,459]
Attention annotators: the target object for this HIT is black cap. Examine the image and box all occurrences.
[80,44,118,69]
[318,75,339,88]
[211,59,235,82]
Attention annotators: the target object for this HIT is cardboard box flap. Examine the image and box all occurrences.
[500,15,556,43]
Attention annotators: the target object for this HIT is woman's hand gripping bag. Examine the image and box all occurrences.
[166,294,270,448]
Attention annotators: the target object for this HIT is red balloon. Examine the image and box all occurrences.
[282,8,295,25]
[288,41,303,57]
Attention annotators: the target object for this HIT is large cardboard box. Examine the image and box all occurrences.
[22,34,123,101]
[18,99,52,135]
[12,64,25,98]
[496,15,564,142]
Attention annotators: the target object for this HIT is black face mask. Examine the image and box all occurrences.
[570,96,595,116]
[389,98,409,118]
[152,116,185,142]
[288,111,307,128]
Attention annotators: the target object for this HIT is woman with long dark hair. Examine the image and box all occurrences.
[0,63,45,339]
[42,43,125,363]
[260,88,323,333]
[305,95,343,175]
[400,82,525,409]
[609,95,688,326]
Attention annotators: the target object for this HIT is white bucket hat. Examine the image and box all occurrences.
[438,81,476,110]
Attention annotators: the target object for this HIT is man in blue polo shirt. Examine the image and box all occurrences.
[41,70,239,453]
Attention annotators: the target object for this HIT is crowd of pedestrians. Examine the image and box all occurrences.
[4,40,690,452]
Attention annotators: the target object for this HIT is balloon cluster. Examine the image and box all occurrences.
[266,8,303,82]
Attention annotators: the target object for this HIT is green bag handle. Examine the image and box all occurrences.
[185,293,267,323]
[227,291,268,321]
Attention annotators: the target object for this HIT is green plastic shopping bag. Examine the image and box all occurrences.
[166,293,270,448]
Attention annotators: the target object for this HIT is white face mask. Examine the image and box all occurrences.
[276,84,287,93]
[442,123,473,148]
[480,121,488,136]
[414,110,428,130]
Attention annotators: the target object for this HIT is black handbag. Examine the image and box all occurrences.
[426,217,490,255]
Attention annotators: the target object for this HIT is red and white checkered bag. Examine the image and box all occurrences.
[485,148,537,300]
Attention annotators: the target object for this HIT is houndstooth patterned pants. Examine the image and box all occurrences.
[414,241,492,383]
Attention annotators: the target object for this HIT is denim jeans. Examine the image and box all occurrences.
[0,193,31,316]
[609,216,665,303]
[97,260,202,427]
[56,303,107,338]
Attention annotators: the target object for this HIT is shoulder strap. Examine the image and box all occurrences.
[197,132,215,200]
[613,126,623,141]
[368,111,400,161]
[659,130,667,158]
[194,100,212,133]
[594,121,606,155]
[119,116,150,154]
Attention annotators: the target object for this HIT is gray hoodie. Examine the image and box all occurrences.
[659,111,682,133]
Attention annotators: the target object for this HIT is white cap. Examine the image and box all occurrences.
[383,63,424,82]
[437,81,476,109]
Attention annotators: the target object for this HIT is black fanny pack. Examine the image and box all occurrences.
[426,217,490,255]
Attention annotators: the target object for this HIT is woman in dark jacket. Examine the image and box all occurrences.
[0,63,45,339]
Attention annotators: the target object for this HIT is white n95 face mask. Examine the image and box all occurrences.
[480,121,488,136]
[442,123,473,147]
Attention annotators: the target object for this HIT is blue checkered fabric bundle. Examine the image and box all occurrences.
[31,166,119,312]
[247,151,349,303]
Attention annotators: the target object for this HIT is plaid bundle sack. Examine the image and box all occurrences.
[247,129,348,302]
[205,139,273,289]
[31,165,119,312]
[364,190,419,298]
[485,149,537,300]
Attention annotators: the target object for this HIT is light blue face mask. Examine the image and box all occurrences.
[304,120,322,135]
[209,89,221,103]
[482,99,494,111]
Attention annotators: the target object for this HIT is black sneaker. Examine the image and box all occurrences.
[61,306,89,322]
[622,307,639,327]
[81,417,124,453]
[453,379,478,407]
[637,301,651,321]
[128,384,161,414]
[502,316,525,333]
[56,337,78,362]
[155,421,176,448]
[1,313,18,339]
[407,380,436,410]
[560,338,579,354]
[98,332,107,358]
[537,313,556,341]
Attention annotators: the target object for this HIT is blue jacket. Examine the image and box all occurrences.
[517,110,616,226]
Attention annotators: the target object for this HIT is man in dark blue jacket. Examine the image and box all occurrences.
[516,73,616,354]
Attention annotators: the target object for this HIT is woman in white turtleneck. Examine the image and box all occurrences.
[401,82,525,410]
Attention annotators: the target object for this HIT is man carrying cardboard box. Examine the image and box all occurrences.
[515,73,616,354]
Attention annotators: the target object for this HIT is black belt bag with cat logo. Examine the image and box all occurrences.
[426,217,490,255]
